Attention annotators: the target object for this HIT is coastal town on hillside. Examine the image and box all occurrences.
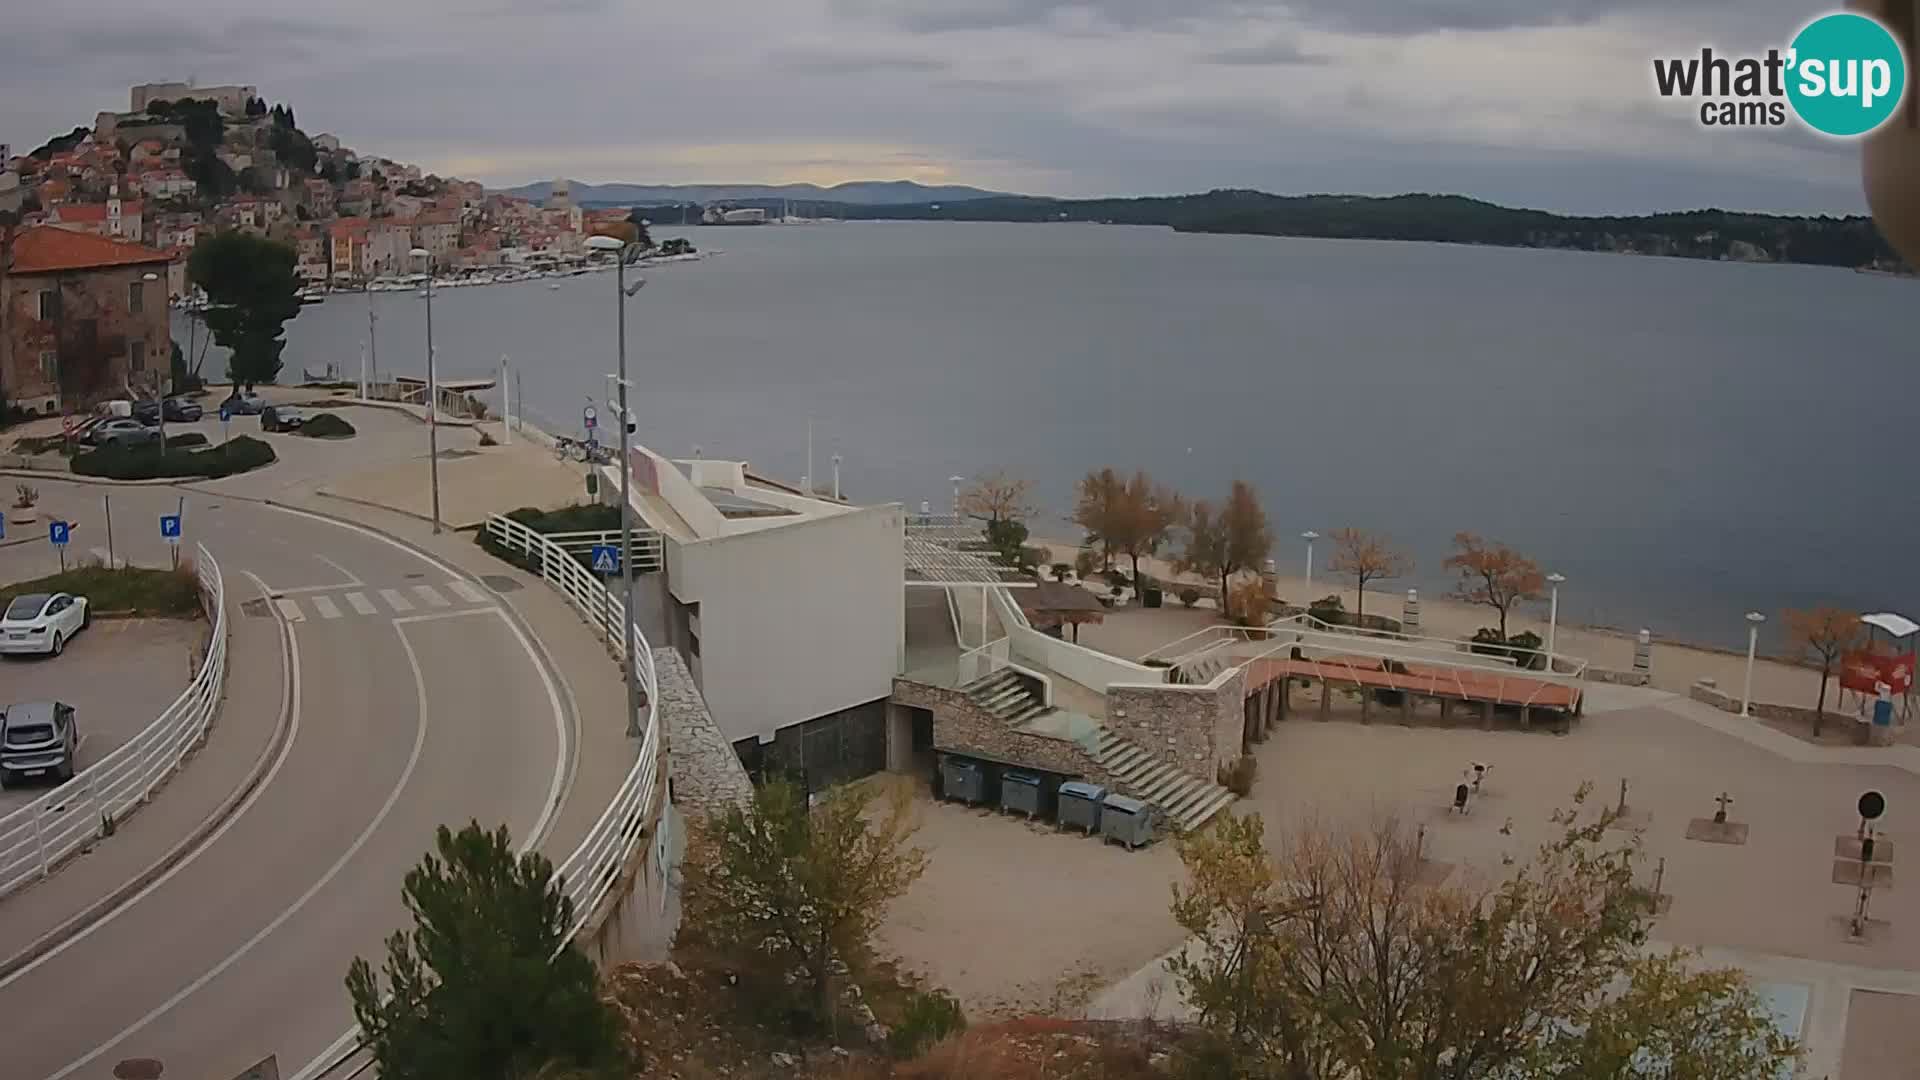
[0,81,639,299]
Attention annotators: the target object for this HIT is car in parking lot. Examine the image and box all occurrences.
[0,701,80,788]
[85,418,161,448]
[0,592,91,657]
[164,396,205,422]
[222,393,268,415]
[261,405,308,432]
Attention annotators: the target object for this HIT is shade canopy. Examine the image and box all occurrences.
[1862,612,1920,639]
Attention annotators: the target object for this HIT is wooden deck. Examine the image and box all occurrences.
[1245,654,1582,711]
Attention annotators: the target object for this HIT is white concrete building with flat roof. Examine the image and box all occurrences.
[601,445,905,786]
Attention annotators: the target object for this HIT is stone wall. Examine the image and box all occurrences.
[892,677,1113,785]
[655,647,752,820]
[1688,679,1897,745]
[1586,668,1651,687]
[1108,667,1246,775]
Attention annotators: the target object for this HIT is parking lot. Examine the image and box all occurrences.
[0,618,207,812]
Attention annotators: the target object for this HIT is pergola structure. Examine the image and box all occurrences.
[1014,580,1108,643]
[903,530,1034,655]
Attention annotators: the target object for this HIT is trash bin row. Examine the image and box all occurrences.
[937,754,1157,850]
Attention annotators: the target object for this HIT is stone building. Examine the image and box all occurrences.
[0,226,172,414]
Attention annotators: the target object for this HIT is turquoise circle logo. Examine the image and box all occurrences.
[1786,12,1908,136]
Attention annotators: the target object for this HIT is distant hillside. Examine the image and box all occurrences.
[495,179,1008,206]
[824,190,1906,271]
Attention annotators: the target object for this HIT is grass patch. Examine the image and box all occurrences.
[473,503,644,576]
[72,435,276,480]
[1,563,202,617]
[294,412,357,439]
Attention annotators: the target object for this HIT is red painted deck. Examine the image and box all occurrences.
[1246,654,1582,711]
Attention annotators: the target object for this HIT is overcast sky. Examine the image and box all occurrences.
[0,0,1872,214]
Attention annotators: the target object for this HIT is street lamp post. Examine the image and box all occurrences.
[1301,530,1320,598]
[142,272,166,453]
[587,234,647,738]
[1545,572,1566,673]
[1741,611,1766,717]
[409,249,442,533]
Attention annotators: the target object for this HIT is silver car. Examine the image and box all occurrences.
[87,418,161,448]
[0,701,79,788]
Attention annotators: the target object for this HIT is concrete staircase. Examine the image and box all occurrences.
[1090,729,1237,832]
[965,669,1051,726]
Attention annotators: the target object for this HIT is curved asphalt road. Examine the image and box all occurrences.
[0,482,571,1080]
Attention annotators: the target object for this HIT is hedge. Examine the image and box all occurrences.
[295,412,357,438]
[72,435,277,480]
[0,565,201,618]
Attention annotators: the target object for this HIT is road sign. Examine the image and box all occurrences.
[49,521,70,546]
[61,415,76,437]
[590,544,619,574]
[583,405,598,431]
[160,514,182,543]
[219,402,234,423]
[0,512,6,541]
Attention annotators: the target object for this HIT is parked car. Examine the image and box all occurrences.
[163,396,204,422]
[222,393,268,415]
[261,405,308,433]
[0,592,90,657]
[0,701,80,787]
[131,399,162,424]
[85,418,161,448]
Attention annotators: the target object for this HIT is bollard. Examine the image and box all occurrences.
[1633,629,1652,674]
[1403,589,1421,632]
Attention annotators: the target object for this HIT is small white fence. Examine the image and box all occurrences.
[537,529,664,574]
[0,542,228,900]
[481,513,663,935]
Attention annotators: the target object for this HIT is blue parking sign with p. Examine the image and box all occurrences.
[590,544,619,574]
[49,521,70,546]
[161,514,182,542]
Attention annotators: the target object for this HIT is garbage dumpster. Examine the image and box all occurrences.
[1058,781,1106,834]
[1000,770,1044,818]
[1101,793,1156,850]
[941,757,987,805]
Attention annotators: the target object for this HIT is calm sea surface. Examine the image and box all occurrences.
[210,221,1920,650]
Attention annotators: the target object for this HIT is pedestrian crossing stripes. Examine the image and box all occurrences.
[266,582,494,623]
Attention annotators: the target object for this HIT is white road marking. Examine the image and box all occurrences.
[273,598,305,622]
[312,554,363,588]
[0,570,302,992]
[378,588,413,612]
[345,592,377,616]
[412,584,451,608]
[49,611,434,1080]
[447,579,488,604]
[310,595,341,620]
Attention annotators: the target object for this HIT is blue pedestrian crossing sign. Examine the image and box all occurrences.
[161,514,183,543]
[49,521,70,546]
[219,402,234,423]
[590,544,620,574]
[0,512,6,541]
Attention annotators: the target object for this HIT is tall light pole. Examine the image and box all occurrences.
[587,234,647,738]
[1741,611,1766,717]
[1301,530,1320,598]
[141,272,166,453]
[409,248,441,533]
[1545,572,1566,672]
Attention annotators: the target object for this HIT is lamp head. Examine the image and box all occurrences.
[1547,572,1566,584]
[1302,530,1319,542]
[586,235,624,252]
[1746,611,1767,625]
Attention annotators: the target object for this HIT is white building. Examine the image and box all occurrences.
[600,447,904,781]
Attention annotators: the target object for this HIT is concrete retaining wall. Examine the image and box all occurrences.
[1107,667,1246,774]
[892,677,1117,787]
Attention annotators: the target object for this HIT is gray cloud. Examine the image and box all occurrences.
[1202,39,1328,65]
[769,45,948,74]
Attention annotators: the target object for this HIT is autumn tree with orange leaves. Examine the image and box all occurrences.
[1326,528,1412,627]
[1443,533,1547,642]
[1784,607,1864,735]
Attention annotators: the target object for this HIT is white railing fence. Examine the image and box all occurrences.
[481,512,663,934]
[0,542,228,900]
[957,636,1011,685]
[537,529,665,573]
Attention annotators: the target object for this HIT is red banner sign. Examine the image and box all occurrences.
[1840,649,1915,695]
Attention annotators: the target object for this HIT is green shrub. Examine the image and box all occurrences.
[1471,628,1546,669]
[71,435,276,480]
[0,564,201,617]
[887,989,965,1057]
[164,432,209,449]
[1308,595,1347,625]
[295,412,357,438]
[1050,562,1072,581]
[1179,587,1201,608]
[1073,549,1097,579]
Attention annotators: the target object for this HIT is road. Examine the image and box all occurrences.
[0,479,573,1080]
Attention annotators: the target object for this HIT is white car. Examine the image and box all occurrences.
[0,593,91,657]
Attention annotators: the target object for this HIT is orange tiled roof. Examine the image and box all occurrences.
[7,225,173,274]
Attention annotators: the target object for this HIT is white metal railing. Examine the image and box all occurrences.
[481,513,662,933]
[537,529,665,573]
[0,542,228,900]
[957,636,1011,685]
